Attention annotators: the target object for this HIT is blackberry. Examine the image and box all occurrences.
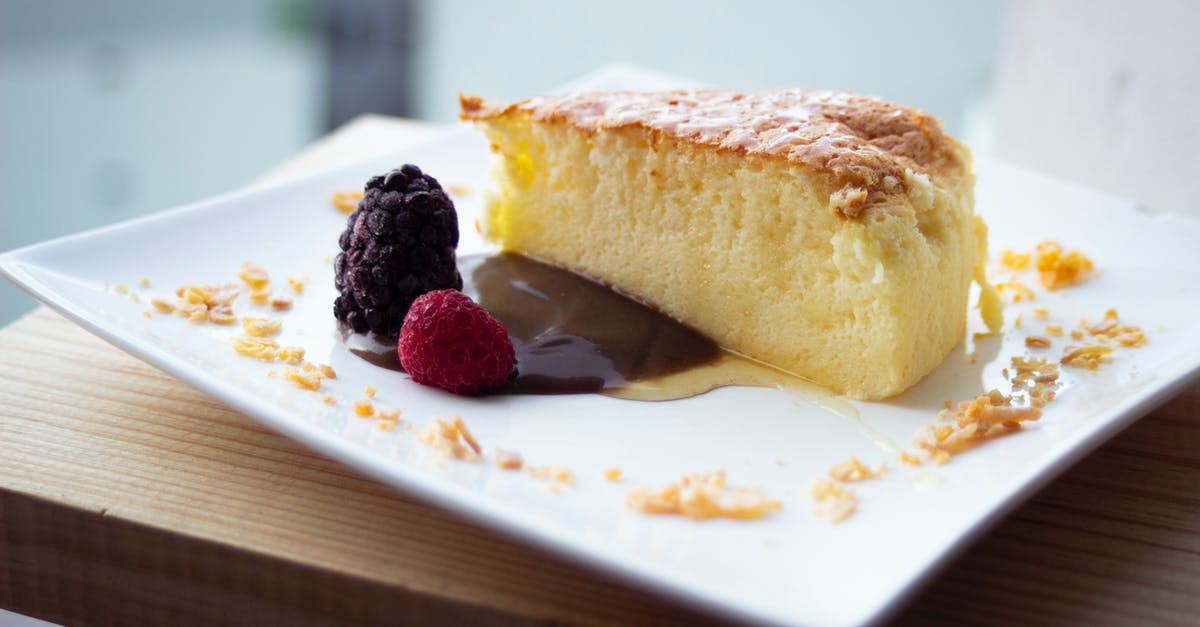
[333,164,462,337]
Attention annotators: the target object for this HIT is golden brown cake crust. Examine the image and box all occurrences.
[460,90,966,218]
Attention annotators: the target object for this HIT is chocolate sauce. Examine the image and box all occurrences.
[342,253,719,395]
[341,252,850,405]
[461,253,720,394]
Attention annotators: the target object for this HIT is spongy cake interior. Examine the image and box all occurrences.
[475,112,983,400]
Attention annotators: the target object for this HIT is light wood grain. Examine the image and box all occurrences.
[1,115,1197,626]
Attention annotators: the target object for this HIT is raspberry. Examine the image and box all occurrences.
[398,290,516,395]
[333,164,462,337]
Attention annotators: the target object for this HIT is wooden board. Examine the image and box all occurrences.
[1,116,1198,626]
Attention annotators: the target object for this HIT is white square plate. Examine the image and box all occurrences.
[4,68,1200,626]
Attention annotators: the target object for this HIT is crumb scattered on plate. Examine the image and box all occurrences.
[331,190,363,213]
[528,465,574,484]
[808,479,857,523]
[417,415,481,461]
[827,457,886,483]
[495,448,524,470]
[626,469,780,521]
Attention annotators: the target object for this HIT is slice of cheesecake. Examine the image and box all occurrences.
[460,89,1001,400]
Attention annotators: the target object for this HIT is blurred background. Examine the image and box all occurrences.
[1,0,1196,328]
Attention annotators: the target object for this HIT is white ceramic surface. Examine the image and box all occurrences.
[4,69,1200,627]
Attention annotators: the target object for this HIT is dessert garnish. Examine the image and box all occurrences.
[417,415,482,460]
[998,239,1094,290]
[494,448,525,470]
[827,457,887,483]
[626,469,781,521]
[398,289,516,395]
[334,164,463,337]
[330,190,363,214]
[808,479,857,523]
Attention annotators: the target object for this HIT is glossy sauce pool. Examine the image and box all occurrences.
[345,252,857,414]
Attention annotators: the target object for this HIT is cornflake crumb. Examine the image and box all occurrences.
[446,184,472,197]
[1079,308,1146,347]
[364,385,376,398]
[528,465,574,485]
[318,364,336,379]
[1010,356,1059,386]
[128,292,140,303]
[1046,324,1064,337]
[283,367,322,391]
[1035,241,1093,290]
[279,346,306,363]
[242,316,282,337]
[371,406,403,431]
[1061,344,1114,370]
[352,399,374,416]
[999,249,1032,271]
[207,306,236,325]
[494,448,525,470]
[287,277,305,294]
[150,297,175,314]
[808,479,857,523]
[142,311,151,319]
[322,394,335,405]
[908,390,1041,463]
[1025,335,1051,349]
[603,467,623,482]
[115,283,129,294]
[375,406,401,421]
[999,241,1094,290]
[184,306,207,324]
[331,190,363,213]
[995,279,1034,303]
[827,457,887,482]
[626,469,781,521]
[164,283,240,327]
[1032,307,1049,320]
[417,415,482,461]
[1010,357,1060,407]
[270,295,294,311]
[237,262,270,290]
[231,336,305,363]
